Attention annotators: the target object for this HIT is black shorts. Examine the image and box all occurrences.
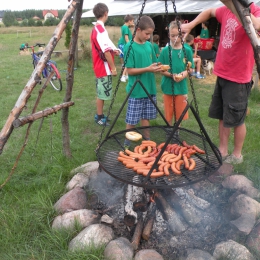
[208,77,252,128]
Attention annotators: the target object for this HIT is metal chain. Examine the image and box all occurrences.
[95,0,147,153]
[171,0,199,116]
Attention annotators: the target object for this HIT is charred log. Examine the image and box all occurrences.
[131,211,144,250]
[164,189,203,227]
[124,184,137,226]
[155,191,187,235]
[142,201,156,240]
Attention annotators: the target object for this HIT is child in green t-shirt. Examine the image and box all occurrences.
[158,21,195,125]
[123,15,163,148]
[199,21,209,39]
[152,34,160,58]
[118,14,135,82]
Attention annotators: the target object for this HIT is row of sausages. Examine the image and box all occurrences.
[117,140,205,178]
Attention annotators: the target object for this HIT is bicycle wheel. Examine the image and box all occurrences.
[46,64,62,91]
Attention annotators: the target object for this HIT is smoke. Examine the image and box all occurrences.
[88,168,126,206]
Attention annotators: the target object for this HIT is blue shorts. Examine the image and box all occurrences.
[125,96,157,125]
[118,44,124,58]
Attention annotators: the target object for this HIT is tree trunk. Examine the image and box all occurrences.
[61,0,83,157]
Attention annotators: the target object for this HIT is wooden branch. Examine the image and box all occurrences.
[131,212,144,250]
[142,202,156,240]
[13,102,74,128]
[62,0,83,158]
[0,0,80,155]
[231,0,260,77]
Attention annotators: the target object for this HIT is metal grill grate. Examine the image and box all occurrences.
[96,126,222,190]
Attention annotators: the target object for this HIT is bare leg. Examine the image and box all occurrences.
[233,123,246,158]
[96,98,104,115]
[218,120,230,157]
[141,119,150,139]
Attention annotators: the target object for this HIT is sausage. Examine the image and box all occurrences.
[164,154,177,162]
[138,145,146,154]
[119,151,131,159]
[171,162,181,175]
[143,145,152,155]
[149,147,158,157]
[182,140,192,148]
[192,145,205,154]
[142,170,165,178]
[138,157,156,163]
[125,149,149,158]
[179,146,187,155]
[189,158,196,170]
[134,145,140,154]
[176,160,184,171]
[158,162,168,172]
[136,168,155,174]
[160,151,170,161]
[169,153,182,163]
[183,154,190,169]
[163,163,171,176]
[133,165,151,171]
[157,142,166,149]
[174,146,181,155]
[141,140,157,147]
[170,144,178,153]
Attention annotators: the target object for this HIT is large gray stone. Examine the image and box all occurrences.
[186,249,215,260]
[104,237,134,260]
[68,224,114,251]
[66,173,89,190]
[134,249,164,260]
[52,209,100,230]
[213,240,256,260]
[54,187,87,214]
[222,175,260,199]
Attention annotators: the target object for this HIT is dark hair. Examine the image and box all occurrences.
[137,15,155,31]
[124,14,134,23]
[203,21,209,27]
[186,34,194,43]
[93,3,109,19]
[153,34,160,43]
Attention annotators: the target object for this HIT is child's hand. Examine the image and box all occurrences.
[149,62,163,73]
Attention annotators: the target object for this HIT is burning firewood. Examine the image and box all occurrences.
[164,189,203,227]
[174,188,210,210]
[124,184,137,226]
[131,211,144,250]
[142,201,156,240]
[155,191,187,235]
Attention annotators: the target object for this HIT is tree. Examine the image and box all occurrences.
[64,20,72,49]
[3,11,16,27]
[28,18,35,27]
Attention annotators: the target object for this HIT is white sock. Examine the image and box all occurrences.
[196,71,200,75]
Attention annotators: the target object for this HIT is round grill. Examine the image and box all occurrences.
[96,126,222,190]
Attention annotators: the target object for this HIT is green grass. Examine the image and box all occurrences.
[0,26,260,259]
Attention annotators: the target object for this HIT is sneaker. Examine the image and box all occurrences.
[121,76,126,82]
[125,75,128,81]
[196,74,205,79]
[190,72,197,76]
[96,118,110,126]
[224,154,243,164]
[94,114,111,122]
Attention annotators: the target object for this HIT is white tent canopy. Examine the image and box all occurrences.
[81,0,260,18]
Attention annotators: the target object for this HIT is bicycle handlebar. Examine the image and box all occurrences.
[27,43,46,48]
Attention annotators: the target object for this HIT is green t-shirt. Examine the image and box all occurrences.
[184,42,194,55]
[152,42,160,58]
[200,28,209,39]
[158,45,194,95]
[118,24,133,45]
[124,41,157,98]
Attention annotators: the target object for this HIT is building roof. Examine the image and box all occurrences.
[0,10,5,18]
[42,10,59,17]
[81,0,260,18]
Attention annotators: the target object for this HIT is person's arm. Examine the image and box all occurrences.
[104,51,117,76]
[124,34,130,43]
[127,63,162,75]
[181,8,216,37]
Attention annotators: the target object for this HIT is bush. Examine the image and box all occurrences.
[80,39,92,60]
[44,17,60,26]
[64,21,72,49]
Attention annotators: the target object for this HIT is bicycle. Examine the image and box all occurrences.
[28,43,62,91]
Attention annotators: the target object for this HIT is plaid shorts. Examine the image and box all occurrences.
[125,96,157,125]
[118,44,124,58]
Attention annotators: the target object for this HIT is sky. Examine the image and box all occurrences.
[0,0,114,11]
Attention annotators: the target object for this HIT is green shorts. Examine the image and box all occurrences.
[95,75,113,100]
